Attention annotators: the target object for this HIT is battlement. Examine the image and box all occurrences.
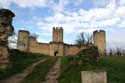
[18,30,30,36]
[53,27,63,32]
[17,27,106,56]
[52,27,63,43]
[19,30,29,33]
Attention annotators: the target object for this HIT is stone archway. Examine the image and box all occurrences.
[54,51,58,56]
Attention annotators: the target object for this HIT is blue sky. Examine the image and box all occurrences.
[1,0,125,49]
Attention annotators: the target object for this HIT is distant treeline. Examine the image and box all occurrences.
[105,48,125,56]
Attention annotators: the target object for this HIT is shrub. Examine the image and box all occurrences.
[69,46,99,66]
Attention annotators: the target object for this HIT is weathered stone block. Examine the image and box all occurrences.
[0,46,9,69]
[81,71,107,83]
[0,9,15,69]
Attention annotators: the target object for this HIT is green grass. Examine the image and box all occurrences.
[0,49,46,80]
[22,57,58,83]
[59,56,125,83]
[1,49,125,83]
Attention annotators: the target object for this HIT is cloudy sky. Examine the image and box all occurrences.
[1,0,125,49]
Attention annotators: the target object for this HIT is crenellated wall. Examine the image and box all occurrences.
[17,27,106,56]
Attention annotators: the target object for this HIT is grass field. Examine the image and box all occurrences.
[59,56,125,83]
[0,49,125,83]
[22,57,58,83]
[0,50,46,80]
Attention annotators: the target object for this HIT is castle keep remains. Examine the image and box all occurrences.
[0,9,15,68]
[17,27,106,56]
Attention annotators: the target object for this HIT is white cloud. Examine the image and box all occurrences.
[14,0,48,8]
[0,0,67,13]
[0,0,11,8]
[93,0,109,7]
[115,6,125,18]
[17,0,125,36]
[106,0,116,8]
[118,20,125,28]
[118,0,125,6]
[92,17,122,27]
[78,28,98,33]
[37,38,50,43]
[49,0,67,12]
[32,3,124,35]
[73,0,83,6]
[89,8,114,21]
[46,13,64,22]
[39,0,123,33]
[5,0,125,45]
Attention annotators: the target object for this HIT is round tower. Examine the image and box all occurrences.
[17,30,29,52]
[93,30,106,54]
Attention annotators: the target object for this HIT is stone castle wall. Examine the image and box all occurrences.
[17,27,106,56]
[64,44,88,56]
[28,38,50,55]
[50,43,64,56]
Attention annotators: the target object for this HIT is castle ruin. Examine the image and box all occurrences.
[0,9,15,68]
[17,27,106,56]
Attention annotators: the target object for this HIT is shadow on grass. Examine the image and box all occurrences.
[0,49,46,80]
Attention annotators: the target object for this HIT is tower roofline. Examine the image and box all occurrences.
[19,30,30,34]
[53,27,63,30]
[93,30,105,33]
[52,26,63,43]
[0,8,15,17]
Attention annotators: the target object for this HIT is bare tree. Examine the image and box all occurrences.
[75,32,86,46]
[75,32,93,47]
[30,33,39,39]
[85,34,93,44]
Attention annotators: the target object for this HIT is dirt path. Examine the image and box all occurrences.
[40,58,61,83]
[0,58,47,83]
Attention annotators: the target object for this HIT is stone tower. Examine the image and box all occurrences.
[17,30,29,52]
[93,30,106,54]
[52,27,63,43]
[0,9,15,69]
[50,27,64,56]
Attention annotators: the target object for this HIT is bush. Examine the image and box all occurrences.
[69,46,99,66]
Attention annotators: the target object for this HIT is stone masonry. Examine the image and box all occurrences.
[17,27,106,56]
[0,9,15,68]
[81,71,107,83]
